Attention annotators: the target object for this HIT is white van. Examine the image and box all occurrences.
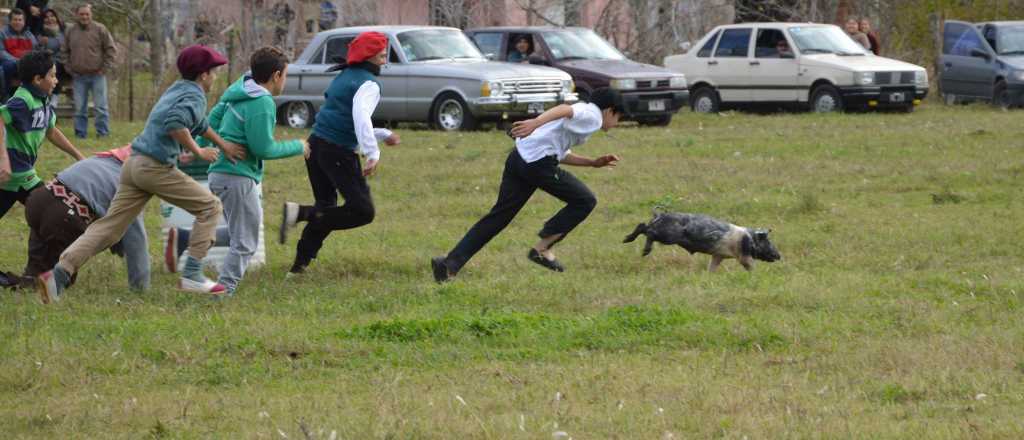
[665,23,929,113]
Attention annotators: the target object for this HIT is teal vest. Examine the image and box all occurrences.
[312,66,381,150]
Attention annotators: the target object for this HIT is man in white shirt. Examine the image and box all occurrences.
[432,88,624,282]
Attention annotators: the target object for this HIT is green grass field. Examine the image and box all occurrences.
[2,105,1023,438]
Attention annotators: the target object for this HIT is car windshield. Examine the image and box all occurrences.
[397,29,485,61]
[788,26,869,55]
[996,25,1024,55]
[541,28,626,61]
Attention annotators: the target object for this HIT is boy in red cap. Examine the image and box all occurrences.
[36,45,248,303]
[280,31,400,275]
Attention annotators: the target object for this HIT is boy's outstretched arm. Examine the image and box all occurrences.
[170,128,220,163]
[45,127,86,161]
[510,104,574,138]
[200,128,247,162]
[561,152,620,168]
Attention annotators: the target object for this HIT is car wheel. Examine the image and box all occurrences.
[638,115,672,126]
[431,93,477,131]
[810,85,843,113]
[281,101,313,128]
[993,81,1012,109]
[690,87,720,113]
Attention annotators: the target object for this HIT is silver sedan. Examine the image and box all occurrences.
[275,25,578,131]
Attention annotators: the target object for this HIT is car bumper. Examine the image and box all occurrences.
[838,86,929,108]
[620,90,689,117]
[471,92,579,118]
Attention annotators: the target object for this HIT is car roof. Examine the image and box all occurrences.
[314,25,461,37]
[975,20,1024,27]
[714,22,832,29]
[466,26,591,33]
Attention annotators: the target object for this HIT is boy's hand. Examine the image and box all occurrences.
[221,141,247,162]
[197,147,220,163]
[302,139,311,159]
[384,133,401,146]
[510,118,542,138]
[0,161,11,186]
[179,152,195,164]
[362,158,378,177]
[592,154,620,168]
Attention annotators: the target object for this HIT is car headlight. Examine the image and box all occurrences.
[561,79,574,94]
[669,75,687,89]
[610,78,637,90]
[1012,70,1024,82]
[854,72,875,86]
[914,70,928,85]
[481,80,503,97]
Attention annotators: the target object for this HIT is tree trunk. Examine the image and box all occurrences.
[836,0,852,23]
[564,0,581,26]
[149,0,165,87]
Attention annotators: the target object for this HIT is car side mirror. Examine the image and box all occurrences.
[680,41,692,52]
[528,54,550,66]
[969,47,991,60]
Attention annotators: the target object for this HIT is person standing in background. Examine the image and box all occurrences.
[61,4,117,139]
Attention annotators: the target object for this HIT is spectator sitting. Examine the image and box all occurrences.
[38,9,62,57]
[844,18,871,51]
[859,18,880,55]
[776,39,793,57]
[0,8,37,98]
[507,36,532,63]
[15,0,47,36]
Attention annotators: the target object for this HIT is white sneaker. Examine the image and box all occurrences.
[279,202,299,244]
[179,276,226,294]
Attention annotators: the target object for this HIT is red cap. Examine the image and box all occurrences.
[177,45,228,78]
[347,32,388,64]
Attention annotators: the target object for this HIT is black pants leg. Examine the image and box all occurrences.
[445,150,538,273]
[295,136,375,262]
[23,186,88,278]
[0,185,35,219]
[534,166,597,245]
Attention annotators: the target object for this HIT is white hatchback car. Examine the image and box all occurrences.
[664,23,929,113]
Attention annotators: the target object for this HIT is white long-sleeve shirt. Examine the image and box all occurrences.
[514,102,603,163]
[352,81,393,162]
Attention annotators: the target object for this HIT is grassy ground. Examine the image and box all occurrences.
[2,105,1023,438]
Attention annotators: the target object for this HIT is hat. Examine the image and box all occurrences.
[177,45,228,78]
[347,32,388,64]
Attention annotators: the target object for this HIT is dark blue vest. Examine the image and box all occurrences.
[312,66,381,150]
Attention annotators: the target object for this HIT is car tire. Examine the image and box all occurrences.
[280,101,313,128]
[638,115,672,126]
[810,85,843,113]
[993,80,1011,109]
[431,93,477,131]
[690,87,720,113]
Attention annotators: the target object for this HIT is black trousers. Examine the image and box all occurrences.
[295,135,375,262]
[23,185,89,278]
[444,149,596,273]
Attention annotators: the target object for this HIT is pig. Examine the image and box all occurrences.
[623,212,780,271]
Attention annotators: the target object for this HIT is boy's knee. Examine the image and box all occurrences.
[195,198,223,221]
[579,193,597,213]
[355,203,375,226]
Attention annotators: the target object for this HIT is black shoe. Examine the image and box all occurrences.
[527,248,565,272]
[431,256,453,283]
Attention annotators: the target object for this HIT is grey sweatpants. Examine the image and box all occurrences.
[209,172,262,294]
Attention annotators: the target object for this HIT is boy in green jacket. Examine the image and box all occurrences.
[201,46,308,296]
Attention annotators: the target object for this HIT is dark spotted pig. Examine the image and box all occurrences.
[623,212,780,271]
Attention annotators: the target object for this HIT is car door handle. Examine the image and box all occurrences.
[708,60,718,66]
[749,61,760,66]
[300,68,312,73]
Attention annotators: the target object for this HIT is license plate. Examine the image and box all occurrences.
[889,92,905,102]
[528,102,545,114]
[648,100,666,111]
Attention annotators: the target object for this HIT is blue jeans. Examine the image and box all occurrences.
[72,74,110,138]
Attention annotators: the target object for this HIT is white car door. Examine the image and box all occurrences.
[748,27,799,101]
[709,27,753,102]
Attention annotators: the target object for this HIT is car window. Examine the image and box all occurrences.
[754,28,790,58]
[398,28,484,61]
[996,25,1024,54]
[697,30,720,58]
[541,28,625,61]
[715,28,751,57]
[323,37,354,64]
[389,45,402,63]
[472,32,503,58]
[943,22,984,56]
